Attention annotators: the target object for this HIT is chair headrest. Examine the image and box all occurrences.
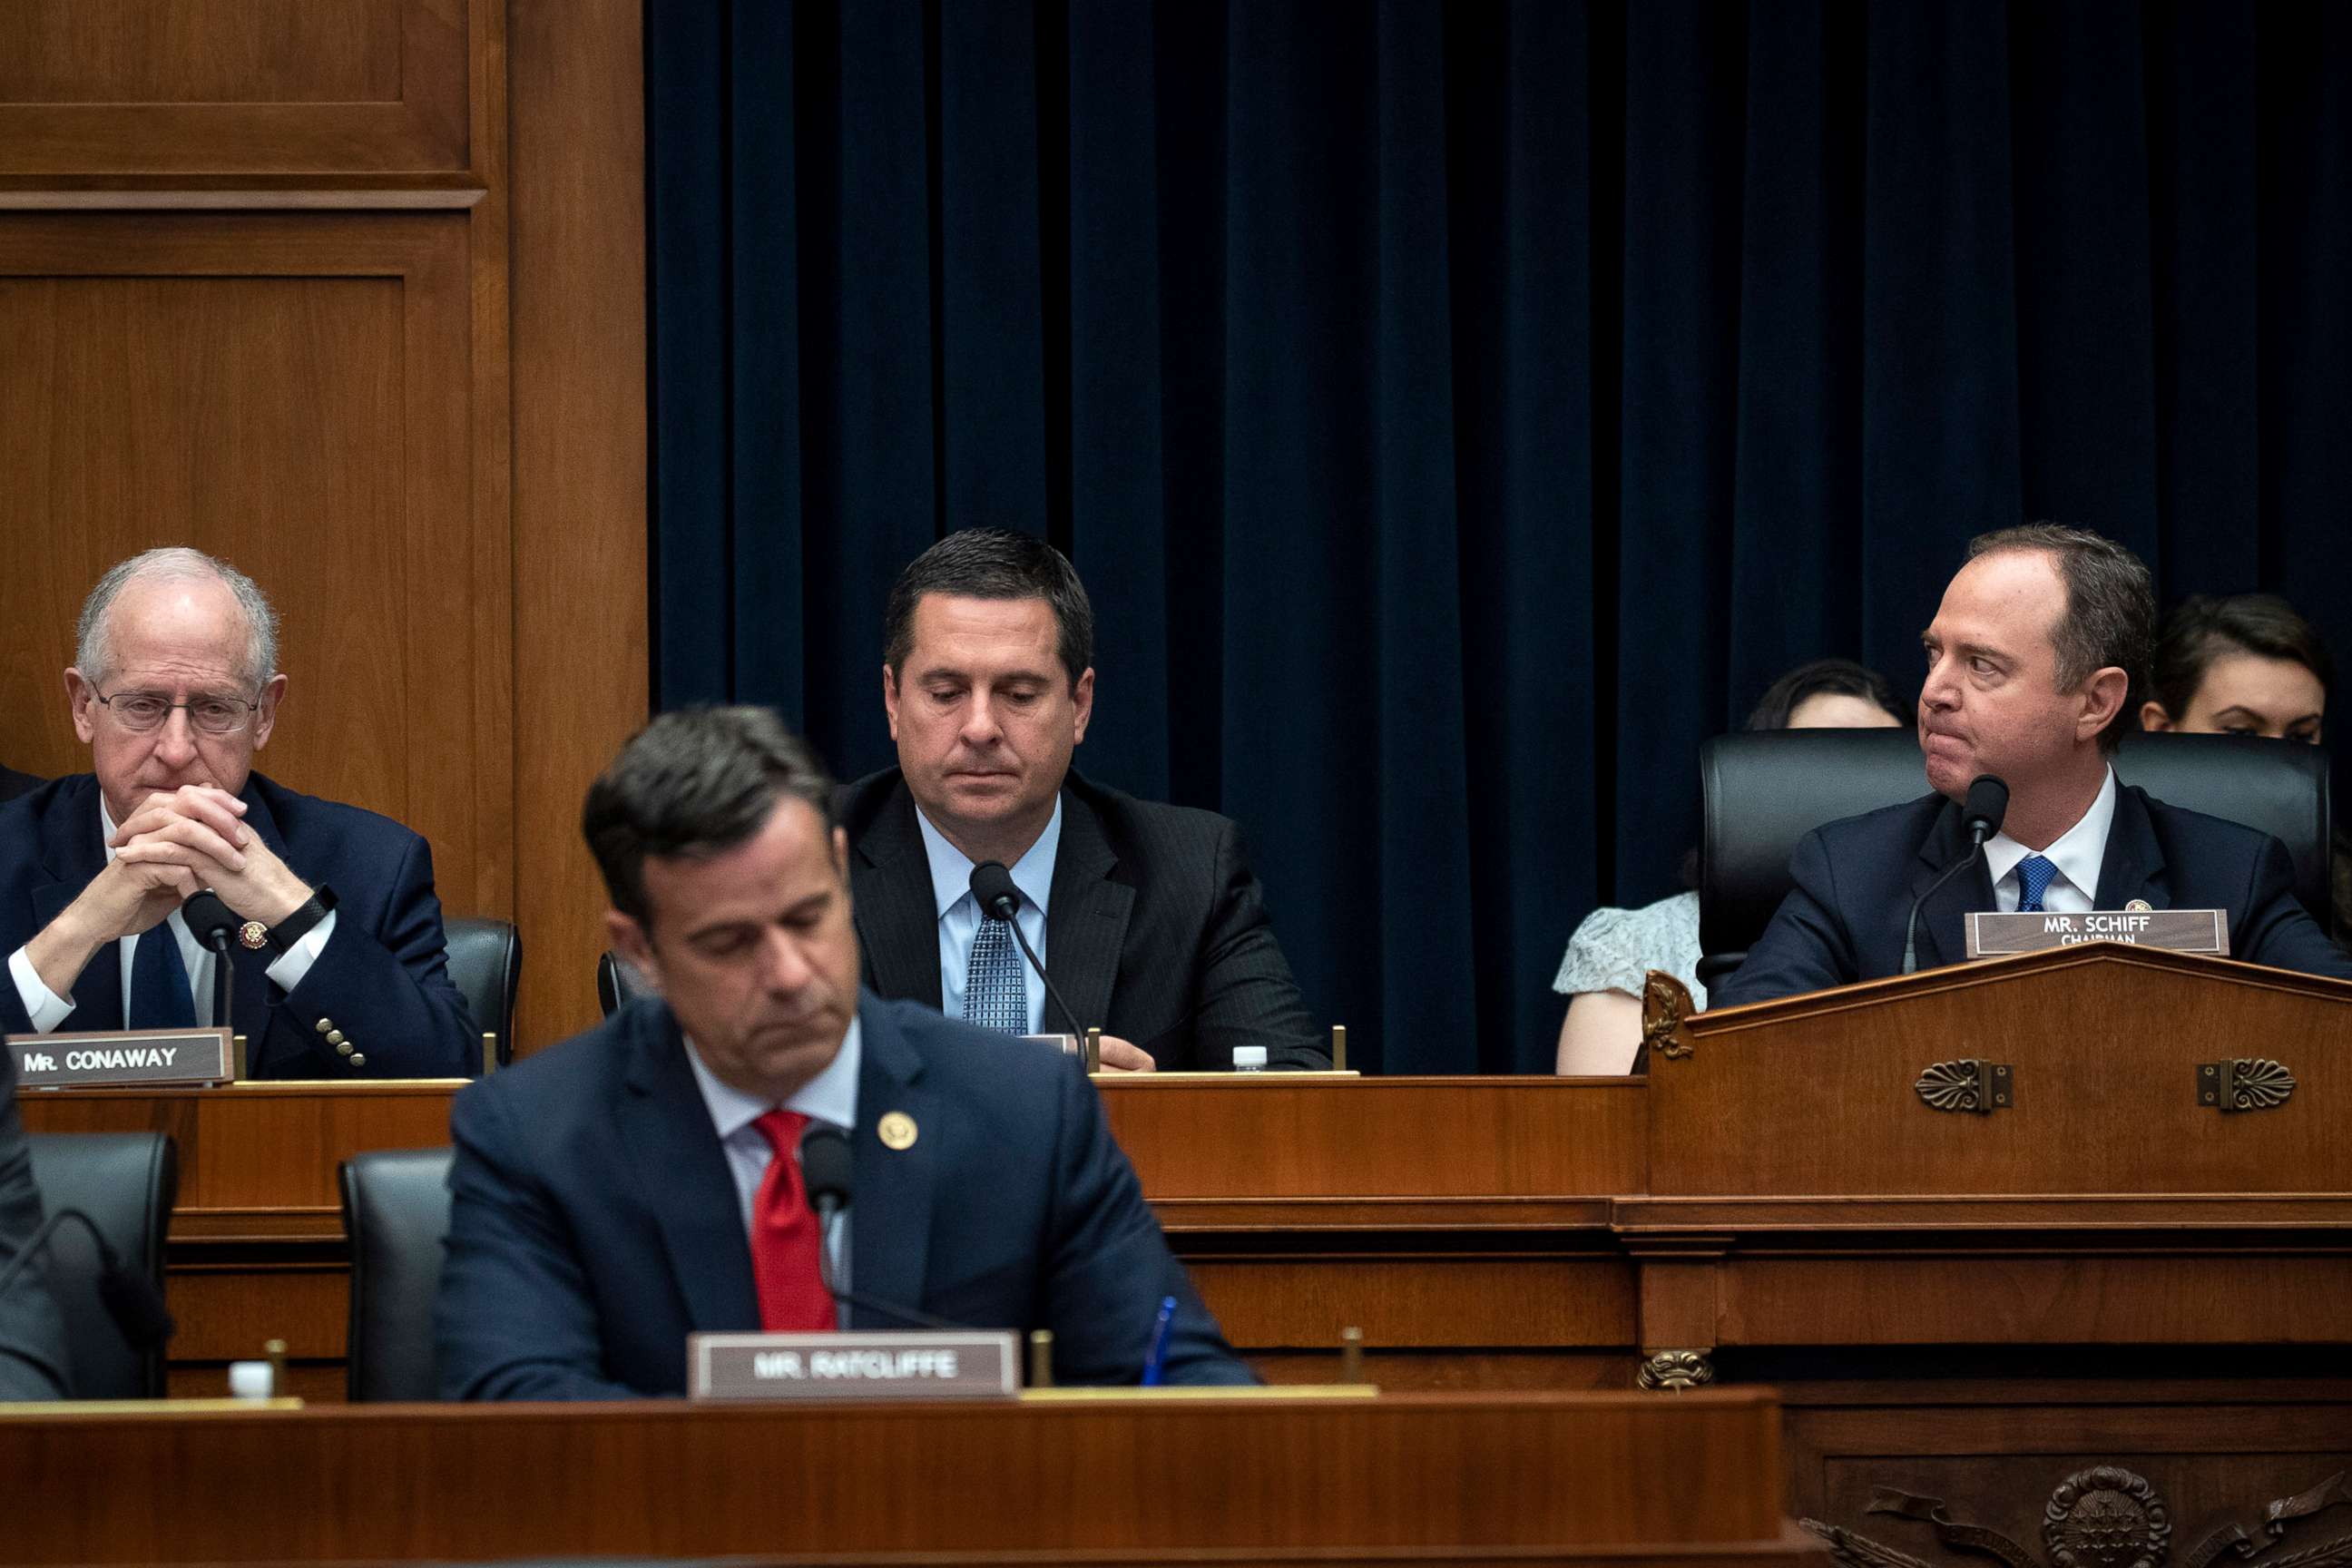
[1700,729,2335,965]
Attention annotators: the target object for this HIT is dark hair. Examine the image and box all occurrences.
[1966,523,2154,755]
[883,528,1094,689]
[1743,657,1908,732]
[2147,593,2335,722]
[583,706,837,926]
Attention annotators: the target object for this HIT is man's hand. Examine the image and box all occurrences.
[1093,1034,1157,1073]
[111,786,312,927]
[24,855,202,1000]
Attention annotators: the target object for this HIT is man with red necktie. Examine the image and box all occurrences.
[436,706,1250,1396]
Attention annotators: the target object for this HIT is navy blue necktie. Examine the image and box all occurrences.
[2016,854,2058,914]
[128,926,197,1029]
[962,917,1028,1034]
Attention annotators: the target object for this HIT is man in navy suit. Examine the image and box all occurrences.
[1716,525,2352,1006]
[0,549,475,1078]
[436,706,1251,1398]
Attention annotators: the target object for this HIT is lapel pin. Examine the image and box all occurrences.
[877,1111,918,1151]
[2125,899,2153,912]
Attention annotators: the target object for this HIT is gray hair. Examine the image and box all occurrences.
[75,547,279,691]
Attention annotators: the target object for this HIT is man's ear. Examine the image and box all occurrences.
[251,673,289,750]
[882,664,901,741]
[2081,666,2131,742]
[604,909,660,991]
[64,669,98,745]
[1071,666,1094,746]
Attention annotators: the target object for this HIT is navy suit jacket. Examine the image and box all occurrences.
[436,991,1254,1398]
[838,769,1328,1071]
[1714,782,2352,1008]
[0,773,475,1078]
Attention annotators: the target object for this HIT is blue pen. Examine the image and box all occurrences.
[1139,1294,1179,1386]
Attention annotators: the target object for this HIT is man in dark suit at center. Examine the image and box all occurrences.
[436,706,1251,1398]
[1715,524,2352,1006]
[838,529,1328,1071]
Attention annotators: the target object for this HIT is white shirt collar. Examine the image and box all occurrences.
[683,1014,863,1142]
[914,796,1061,923]
[98,795,121,866]
[1984,766,2117,905]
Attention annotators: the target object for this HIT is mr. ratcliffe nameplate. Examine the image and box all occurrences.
[7,1027,234,1089]
[688,1330,1018,1402]
[1965,907,2230,959]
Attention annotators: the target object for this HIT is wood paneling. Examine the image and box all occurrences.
[0,0,643,1053]
[508,0,649,1048]
[0,212,510,919]
[0,0,471,175]
[0,1391,1799,1564]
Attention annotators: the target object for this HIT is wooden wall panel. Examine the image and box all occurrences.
[0,1,469,175]
[0,1,645,1054]
[0,214,508,919]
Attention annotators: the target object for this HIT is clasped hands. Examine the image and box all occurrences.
[28,787,313,999]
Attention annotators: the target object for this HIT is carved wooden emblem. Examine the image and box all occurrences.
[2044,1468,2170,1568]
[1640,970,1696,1063]
[1803,1470,2351,1568]
[1915,1059,2014,1113]
[2197,1058,2297,1112]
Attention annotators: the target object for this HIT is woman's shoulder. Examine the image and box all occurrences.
[1553,891,1703,1003]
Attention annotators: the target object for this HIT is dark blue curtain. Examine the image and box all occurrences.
[646,0,2352,1075]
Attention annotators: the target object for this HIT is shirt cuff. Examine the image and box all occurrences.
[263,908,339,995]
[8,946,76,1034]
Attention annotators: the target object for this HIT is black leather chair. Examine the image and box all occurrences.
[339,1147,453,1402]
[24,1132,177,1398]
[596,950,646,1019]
[445,917,520,1067]
[1698,729,2334,988]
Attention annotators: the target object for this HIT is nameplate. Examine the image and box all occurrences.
[7,1027,235,1089]
[1965,908,2230,959]
[688,1330,1018,1402]
[1024,1033,1080,1055]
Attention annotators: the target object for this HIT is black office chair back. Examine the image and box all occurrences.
[596,950,647,1019]
[444,917,520,1066]
[1700,729,2334,986]
[339,1147,453,1402]
[25,1132,177,1398]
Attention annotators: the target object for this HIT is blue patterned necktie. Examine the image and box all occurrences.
[128,925,197,1028]
[2016,854,2058,914]
[962,916,1028,1034]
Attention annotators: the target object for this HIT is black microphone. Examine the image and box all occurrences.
[967,862,1087,1039]
[794,1121,971,1334]
[1901,774,2010,975]
[182,892,240,1031]
[0,1207,177,1352]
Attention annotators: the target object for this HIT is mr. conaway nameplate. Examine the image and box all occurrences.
[7,1027,235,1088]
[1966,908,2230,959]
[689,1331,1018,1402]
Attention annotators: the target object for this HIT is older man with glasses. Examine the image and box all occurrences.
[0,548,475,1078]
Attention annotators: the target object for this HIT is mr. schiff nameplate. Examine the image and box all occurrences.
[689,1331,1019,1401]
[7,1027,235,1088]
[1965,908,2230,959]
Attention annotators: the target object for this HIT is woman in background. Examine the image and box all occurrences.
[1553,658,1908,1074]
[2139,593,2347,945]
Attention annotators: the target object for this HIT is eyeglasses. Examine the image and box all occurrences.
[93,689,261,736]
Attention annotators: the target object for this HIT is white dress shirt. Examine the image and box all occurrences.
[683,1016,861,1308]
[916,799,1060,1034]
[1982,767,2118,915]
[7,795,337,1032]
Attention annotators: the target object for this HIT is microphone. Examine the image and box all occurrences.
[1901,774,2010,975]
[793,1121,971,1334]
[967,863,1087,1039]
[182,892,240,1031]
[0,1207,177,1353]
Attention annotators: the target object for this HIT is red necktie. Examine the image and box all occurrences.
[749,1108,836,1331]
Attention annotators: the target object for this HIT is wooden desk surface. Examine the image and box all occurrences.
[0,1388,1804,1565]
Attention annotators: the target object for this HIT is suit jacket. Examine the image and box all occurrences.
[436,992,1255,1398]
[1713,783,2352,1007]
[0,773,475,1079]
[0,1047,68,1399]
[0,766,39,805]
[838,769,1328,1071]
